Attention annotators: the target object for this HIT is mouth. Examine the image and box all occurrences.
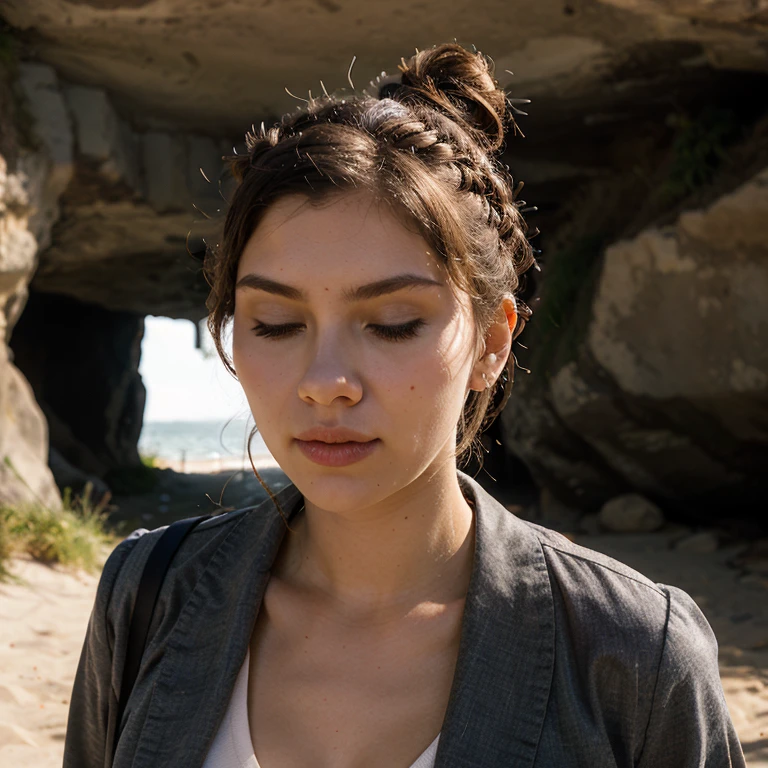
[295,426,376,443]
[294,438,381,467]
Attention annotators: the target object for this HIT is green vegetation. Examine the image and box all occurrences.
[0,459,124,584]
[658,106,740,205]
[530,233,607,378]
[140,452,159,469]
[103,461,159,495]
[0,21,41,156]
[524,107,741,380]
[0,24,18,69]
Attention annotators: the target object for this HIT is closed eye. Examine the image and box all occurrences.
[250,322,304,339]
[250,319,426,341]
[369,319,425,341]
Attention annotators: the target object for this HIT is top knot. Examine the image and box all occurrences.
[393,43,517,153]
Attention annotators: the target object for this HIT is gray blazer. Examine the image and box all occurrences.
[63,471,746,767]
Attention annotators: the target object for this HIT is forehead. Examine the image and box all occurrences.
[238,191,445,283]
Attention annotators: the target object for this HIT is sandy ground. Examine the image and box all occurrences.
[1,462,766,766]
[152,454,278,475]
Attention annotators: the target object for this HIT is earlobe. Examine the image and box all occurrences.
[469,298,517,392]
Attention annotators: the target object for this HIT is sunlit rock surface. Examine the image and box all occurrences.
[501,166,768,522]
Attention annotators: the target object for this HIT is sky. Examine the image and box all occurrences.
[139,315,251,423]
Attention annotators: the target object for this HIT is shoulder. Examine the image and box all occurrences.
[519,523,740,765]
[527,519,668,602]
[118,481,299,562]
[521,520,678,652]
[465,471,673,642]
[108,503,260,579]
[521,521,727,750]
[524,518,653,580]
[529,523,715,649]
[101,483,301,623]
[520,519,719,686]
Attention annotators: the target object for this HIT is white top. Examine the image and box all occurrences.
[202,646,440,768]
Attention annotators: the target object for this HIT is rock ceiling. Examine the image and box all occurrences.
[3,0,767,321]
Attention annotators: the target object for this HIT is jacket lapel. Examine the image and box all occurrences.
[433,472,555,767]
[131,483,303,768]
[131,472,555,768]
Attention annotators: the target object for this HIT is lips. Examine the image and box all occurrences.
[295,426,376,443]
[294,427,380,467]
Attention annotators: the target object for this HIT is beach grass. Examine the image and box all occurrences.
[0,481,125,584]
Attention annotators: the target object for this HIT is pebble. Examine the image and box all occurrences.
[738,573,768,588]
[674,531,720,554]
[598,494,665,533]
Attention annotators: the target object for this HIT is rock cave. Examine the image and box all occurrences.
[1,0,767,531]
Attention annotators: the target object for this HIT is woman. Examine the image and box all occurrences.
[63,43,746,767]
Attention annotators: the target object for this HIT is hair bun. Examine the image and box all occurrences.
[397,43,512,152]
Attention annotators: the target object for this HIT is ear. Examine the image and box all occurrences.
[468,296,518,393]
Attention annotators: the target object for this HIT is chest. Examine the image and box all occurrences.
[246,585,464,768]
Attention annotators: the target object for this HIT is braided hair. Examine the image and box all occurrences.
[205,42,538,473]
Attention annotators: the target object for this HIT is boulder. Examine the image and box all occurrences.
[674,531,720,554]
[0,67,67,508]
[0,1,767,529]
[502,166,768,523]
[0,344,60,509]
[599,494,666,533]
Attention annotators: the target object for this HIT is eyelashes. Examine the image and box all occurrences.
[250,319,426,342]
[372,319,426,341]
[250,322,303,339]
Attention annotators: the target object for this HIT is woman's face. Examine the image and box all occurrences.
[232,191,482,514]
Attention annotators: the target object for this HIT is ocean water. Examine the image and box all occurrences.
[138,419,272,461]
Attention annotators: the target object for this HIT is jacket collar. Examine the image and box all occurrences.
[132,471,555,768]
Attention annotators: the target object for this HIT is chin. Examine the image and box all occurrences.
[287,471,394,515]
[281,444,425,514]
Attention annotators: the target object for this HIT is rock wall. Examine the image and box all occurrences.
[10,292,146,476]
[29,74,224,318]
[1,2,767,521]
[502,164,768,523]
[0,64,71,507]
[1,58,227,504]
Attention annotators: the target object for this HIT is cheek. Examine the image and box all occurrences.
[384,341,471,436]
[231,323,287,409]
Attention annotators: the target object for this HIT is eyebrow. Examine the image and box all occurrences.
[235,273,445,302]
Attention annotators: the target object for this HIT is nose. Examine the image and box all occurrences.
[297,331,363,407]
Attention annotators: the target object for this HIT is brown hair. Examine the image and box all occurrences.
[203,42,538,503]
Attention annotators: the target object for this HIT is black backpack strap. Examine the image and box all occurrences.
[112,514,212,761]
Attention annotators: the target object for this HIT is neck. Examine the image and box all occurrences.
[278,461,475,621]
